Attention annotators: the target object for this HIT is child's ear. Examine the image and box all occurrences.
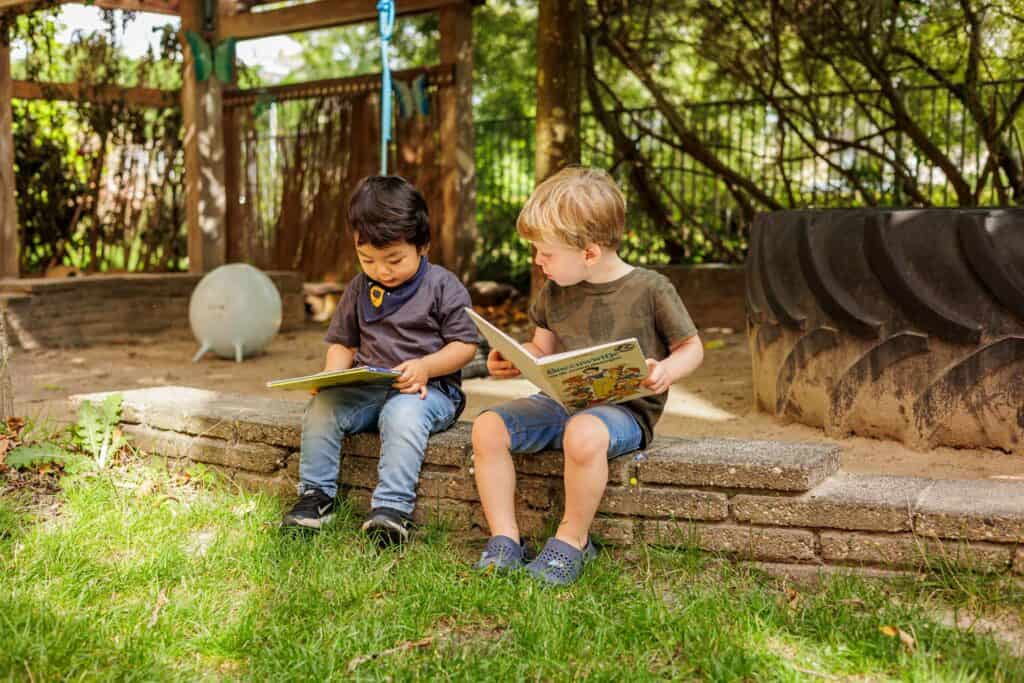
[583,243,602,264]
[418,243,430,256]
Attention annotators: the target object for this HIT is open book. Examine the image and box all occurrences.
[267,366,399,391]
[465,307,653,412]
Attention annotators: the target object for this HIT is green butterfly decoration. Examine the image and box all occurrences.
[184,31,237,83]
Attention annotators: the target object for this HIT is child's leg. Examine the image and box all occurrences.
[471,411,519,541]
[299,384,389,498]
[372,389,457,515]
[557,415,611,549]
[473,394,569,543]
[557,407,643,549]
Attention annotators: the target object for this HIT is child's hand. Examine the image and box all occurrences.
[642,358,672,394]
[393,358,430,399]
[487,349,521,378]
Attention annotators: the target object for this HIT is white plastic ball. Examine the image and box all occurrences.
[189,264,282,362]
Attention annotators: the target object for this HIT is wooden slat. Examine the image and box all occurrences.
[220,0,462,41]
[12,80,178,108]
[223,63,453,107]
[0,30,18,278]
[438,2,475,279]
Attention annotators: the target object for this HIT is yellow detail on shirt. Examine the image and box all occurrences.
[369,284,386,308]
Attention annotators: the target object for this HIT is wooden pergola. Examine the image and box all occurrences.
[0,0,477,279]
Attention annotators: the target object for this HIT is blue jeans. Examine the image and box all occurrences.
[487,393,643,458]
[299,383,458,514]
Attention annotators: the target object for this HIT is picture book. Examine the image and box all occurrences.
[266,366,399,391]
[464,307,654,412]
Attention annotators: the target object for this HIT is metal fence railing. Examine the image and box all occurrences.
[474,79,1024,286]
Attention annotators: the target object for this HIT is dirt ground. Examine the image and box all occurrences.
[10,321,1023,482]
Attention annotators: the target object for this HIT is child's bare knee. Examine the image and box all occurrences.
[472,412,510,455]
[562,415,610,465]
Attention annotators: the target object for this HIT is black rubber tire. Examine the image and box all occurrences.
[747,208,1024,454]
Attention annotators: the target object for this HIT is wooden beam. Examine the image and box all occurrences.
[12,80,178,108]
[180,0,226,273]
[90,0,179,14]
[438,1,475,280]
[0,28,18,278]
[0,0,179,17]
[219,0,461,41]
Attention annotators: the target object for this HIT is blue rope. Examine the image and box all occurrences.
[378,0,396,175]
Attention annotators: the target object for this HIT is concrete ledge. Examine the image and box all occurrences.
[732,474,928,532]
[914,479,1024,543]
[638,438,840,492]
[641,521,818,563]
[71,386,1024,578]
[820,531,1012,573]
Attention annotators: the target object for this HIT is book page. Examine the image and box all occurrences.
[539,339,653,412]
[266,366,399,391]
[464,308,556,395]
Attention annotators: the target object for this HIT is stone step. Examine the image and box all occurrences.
[638,437,840,492]
[75,386,841,493]
[733,473,1024,543]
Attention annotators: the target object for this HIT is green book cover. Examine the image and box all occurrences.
[266,366,399,391]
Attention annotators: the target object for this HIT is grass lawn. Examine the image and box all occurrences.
[1,461,1022,682]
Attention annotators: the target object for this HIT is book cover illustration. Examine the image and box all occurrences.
[464,307,653,411]
[266,366,399,391]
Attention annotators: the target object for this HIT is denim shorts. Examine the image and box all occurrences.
[486,393,643,459]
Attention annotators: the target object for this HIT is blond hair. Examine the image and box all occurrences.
[516,166,626,249]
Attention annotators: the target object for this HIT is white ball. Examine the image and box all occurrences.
[189,264,282,362]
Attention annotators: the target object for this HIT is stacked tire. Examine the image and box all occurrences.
[747,209,1024,454]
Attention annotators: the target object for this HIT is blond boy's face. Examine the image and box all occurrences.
[354,237,425,288]
[532,240,591,287]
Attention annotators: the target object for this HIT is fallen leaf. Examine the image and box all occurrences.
[897,628,916,651]
[880,625,898,637]
[6,417,25,435]
[148,589,169,628]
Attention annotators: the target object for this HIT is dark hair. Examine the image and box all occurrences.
[347,175,431,249]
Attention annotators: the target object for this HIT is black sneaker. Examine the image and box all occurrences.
[361,507,414,546]
[281,489,336,531]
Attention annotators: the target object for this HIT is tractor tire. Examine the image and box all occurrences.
[747,208,1024,454]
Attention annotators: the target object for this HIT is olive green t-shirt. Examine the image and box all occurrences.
[529,267,698,446]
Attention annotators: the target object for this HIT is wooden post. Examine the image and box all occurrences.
[0,26,18,278]
[180,0,227,273]
[532,0,582,295]
[438,1,476,281]
[0,311,12,420]
[223,105,243,262]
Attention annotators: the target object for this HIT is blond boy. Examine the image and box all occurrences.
[471,167,704,585]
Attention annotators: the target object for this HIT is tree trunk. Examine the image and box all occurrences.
[532,0,582,297]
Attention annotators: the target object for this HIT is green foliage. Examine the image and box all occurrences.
[5,443,90,474]
[72,394,127,469]
[10,13,186,275]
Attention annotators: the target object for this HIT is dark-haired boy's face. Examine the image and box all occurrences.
[354,238,425,288]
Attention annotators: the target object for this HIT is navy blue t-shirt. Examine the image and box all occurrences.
[325,262,479,416]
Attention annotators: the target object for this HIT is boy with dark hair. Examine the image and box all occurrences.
[472,167,704,585]
[281,176,479,544]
